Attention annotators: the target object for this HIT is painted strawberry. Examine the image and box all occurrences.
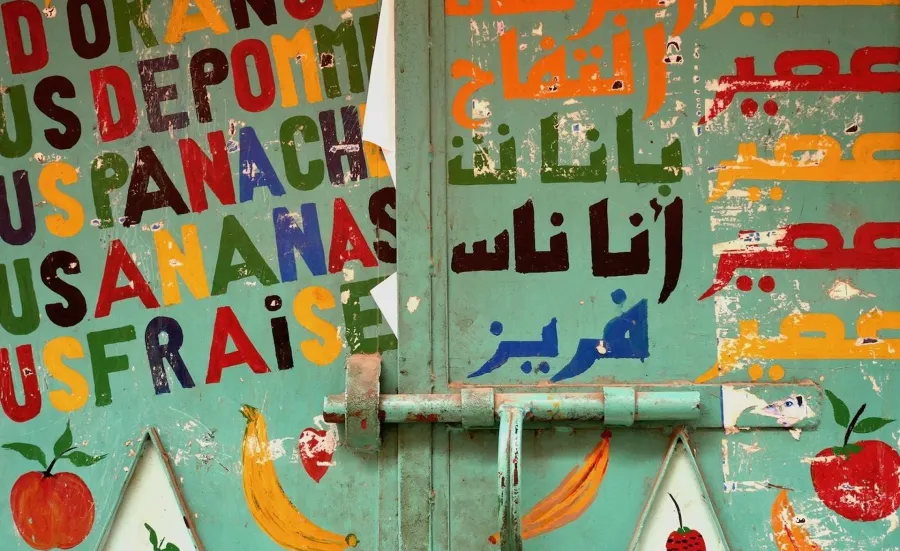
[666,493,706,551]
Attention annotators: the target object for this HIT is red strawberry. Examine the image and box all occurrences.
[298,428,335,483]
[666,494,706,551]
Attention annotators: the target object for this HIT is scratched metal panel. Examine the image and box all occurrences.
[0,1,396,550]
[434,0,900,549]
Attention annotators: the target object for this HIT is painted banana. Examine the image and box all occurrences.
[490,431,611,544]
[241,405,358,551]
[771,490,821,551]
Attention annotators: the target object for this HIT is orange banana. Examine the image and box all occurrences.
[489,431,611,544]
[772,490,822,551]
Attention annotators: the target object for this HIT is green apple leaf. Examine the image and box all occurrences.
[832,443,863,457]
[54,420,73,458]
[825,390,850,427]
[852,417,894,434]
[64,451,107,467]
[1,443,48,469]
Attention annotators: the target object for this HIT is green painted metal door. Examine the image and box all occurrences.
[393,0,900,549]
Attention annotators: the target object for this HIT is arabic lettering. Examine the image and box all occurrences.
[448,126,518,185]
[450,59,496,130]
[468,318,559,378]
[617,109,684,184]
[700,0,900,30]
[700,47,900,124]
[570,0,695,40]
[499,28,634,100]
[468,290,650,380]
[700,222,900,300]
[513,200,569,273]
[540,113,607,184]
[450,197,684,303]
[709,132,900,202]
[551,291,650,383]
[590,197,684,303]
[696,309,900,383]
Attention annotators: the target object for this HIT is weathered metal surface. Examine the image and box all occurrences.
[345,354,383,453]
[399,0,900,549]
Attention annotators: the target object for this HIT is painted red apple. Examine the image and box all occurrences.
[298,424,337,483]
[3,421,106,549]
[811,390,900,522]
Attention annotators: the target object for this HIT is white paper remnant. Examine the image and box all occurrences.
[361,0,396,184]
[370,272,398,336]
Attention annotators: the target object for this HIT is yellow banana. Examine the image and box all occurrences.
[241,405,358,551]
[490,431,611,544]
[771,490,821,551]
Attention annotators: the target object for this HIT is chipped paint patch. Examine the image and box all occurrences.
[827,279,875,300]
[406,296,421,313]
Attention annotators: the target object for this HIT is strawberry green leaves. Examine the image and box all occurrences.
[825,389,895,455]
[2,420,106,475]
[1,443,48,469]
[825,390,851,428]
[146,523,181,551]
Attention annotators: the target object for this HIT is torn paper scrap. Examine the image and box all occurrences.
[370,272,398,336]
[361,0,396,184]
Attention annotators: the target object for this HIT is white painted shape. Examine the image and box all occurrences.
[632,440,728,551]
[101,443,199,551]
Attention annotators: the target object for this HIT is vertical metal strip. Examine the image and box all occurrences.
[497,408,512,549]
[395,0,435,550]
[507,408,524,551]
[427,2,451,549]
[497,407,525,551]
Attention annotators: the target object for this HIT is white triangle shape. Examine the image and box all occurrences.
[97,429,203,551]
[629,429,731,551]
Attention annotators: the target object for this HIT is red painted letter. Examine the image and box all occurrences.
[329,198,377,273]
[206,306,270,384]
[95,239,160,317]
[1,1,48,75]
[0,345,41,422]
[90,66,139,142]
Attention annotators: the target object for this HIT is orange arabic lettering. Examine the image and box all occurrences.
[445,0,483,16]
[451,59,496,130]
[570,0,696,40]
[643,23,667,119]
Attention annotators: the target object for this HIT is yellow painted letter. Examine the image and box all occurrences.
[271,30,323,107]
[43,336,89,412]
[165,0,229,43]
[293,286,341,366]
[38,162,84,238]
[154,224,210,306]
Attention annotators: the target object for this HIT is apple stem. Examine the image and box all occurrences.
[844,404,866,447]
[44,446,77,476]
[668,493,683,528]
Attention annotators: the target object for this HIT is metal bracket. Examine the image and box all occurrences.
[342,354,381,453]
[324,357,821,551]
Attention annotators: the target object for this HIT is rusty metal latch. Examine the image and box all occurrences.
[323,356,704,551]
